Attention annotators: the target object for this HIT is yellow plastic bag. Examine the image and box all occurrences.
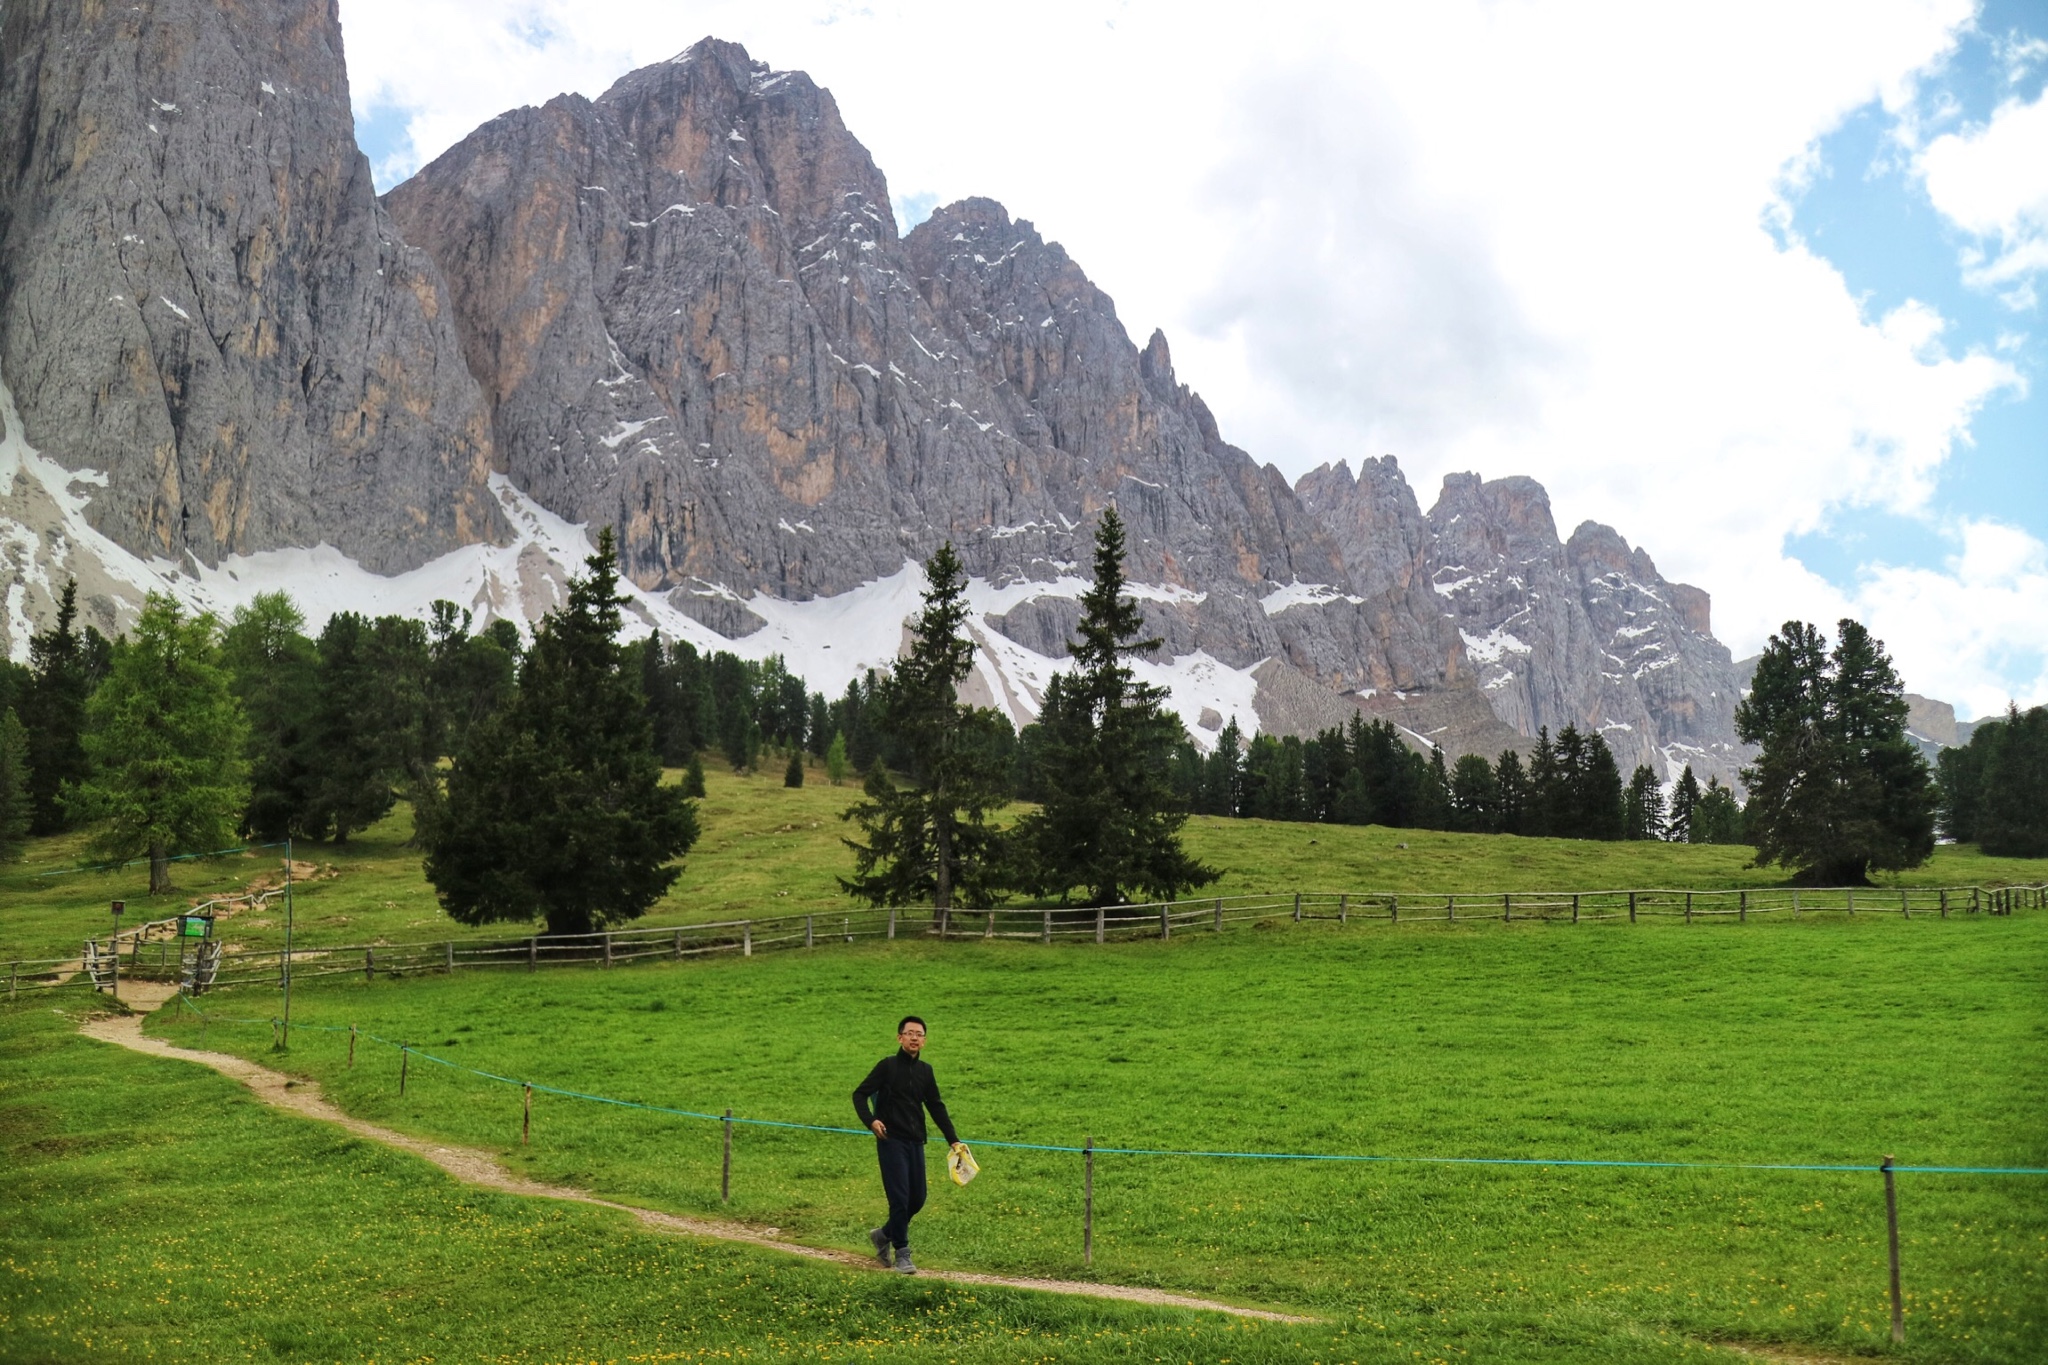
[947,1142,980,1186]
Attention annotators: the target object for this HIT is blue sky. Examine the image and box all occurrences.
[338,0,2047,717]
[1782,0,2046,591]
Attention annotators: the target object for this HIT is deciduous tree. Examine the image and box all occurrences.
[66,595,249,894]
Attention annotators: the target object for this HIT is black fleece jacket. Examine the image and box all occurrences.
[852,1050,959,1145]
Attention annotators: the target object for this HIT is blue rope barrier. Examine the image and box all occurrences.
[165,1003,2048,1178]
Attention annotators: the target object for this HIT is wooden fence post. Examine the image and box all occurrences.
[1884,1156,1904,1343]
[1095,906,1105,944]
[523,1084,533,1145]
[8,961,15,1004]
[984,911,995,940]
[400,1043,410,1096]
[1503,893,1511,922]
[1043,909,1052,945]
[1793,889,1801,916]
[888,907,897,940]
[1214,897,1224,932]
[1739,890,1747,922]
[1160,906,1170,941]
[805,916,814,949]
[1939,888,1948,918]
[744,924,753,957]
[1628,891,1637,923]
[1901,890,1909,919]
[1571,894,1579,925]
[1340,894,1348,924]
[674,929,684,958]
[1971,886,1979,913]
[1293,892,1302,922]
[722,1109,733,1203]
[844,917,853,944]
[365,948,374,983]
[446,941,455,972]
[1847,887,1856,916]
[348,1025,356,1069]
[1083,1135,1094,1266]
[1685,892,1693,925]
[603,933,613,968]
[529,937,538,971]
[1390,895,1399,924]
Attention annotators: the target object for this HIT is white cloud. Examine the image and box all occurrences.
[330,0,2037,707]
[1853,519,2048,717]
[1918,86,2048,308]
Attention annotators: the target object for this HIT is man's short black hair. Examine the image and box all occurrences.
[898,1015,926,1034]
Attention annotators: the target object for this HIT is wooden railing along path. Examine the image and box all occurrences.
[12,881,2042,1000]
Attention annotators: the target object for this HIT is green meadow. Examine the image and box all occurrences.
[6,763,2046,963]
[89,907,2048,1364]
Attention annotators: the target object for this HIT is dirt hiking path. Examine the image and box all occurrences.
[80,986,1311,1324]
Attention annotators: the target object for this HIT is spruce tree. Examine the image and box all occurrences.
[683,753,708,798]
[785,750,806,788]
[1737,618,1934,883]
[1623,764,1666,841]
[1493,748,1529,835]
[825,732,849,785]
[22,579,105,835]
[0,709,30,861]
[65,595,250,894]
[1449,754,1500,833]
[1693,777,1743,844]
[1978,704,2048,857]
[1011,509,1217,906]
[1668,766,1702,843]
[423,529,699,934]
[842,544,1011,912]
[222,592,325,841]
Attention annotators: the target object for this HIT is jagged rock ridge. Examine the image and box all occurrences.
[0,14,1749,782]
[0,0,504,603]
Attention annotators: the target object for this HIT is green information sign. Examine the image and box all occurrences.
[182,916,210,939]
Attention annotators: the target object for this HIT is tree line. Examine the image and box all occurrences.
[1935,703,2048,857]
[1154,716,1742,845]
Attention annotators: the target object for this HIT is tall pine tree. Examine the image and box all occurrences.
[841,544,1011,913]
[221,592,324,841]
[1737,619,1934,883]
[22,580,107,835]
[422,529,698,935]
[0,710,29,861]
[1012,509,1216,906]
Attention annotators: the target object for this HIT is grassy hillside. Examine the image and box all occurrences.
[142,909,2048,1363]
[5,759,2045,962]
[2,1000,1307,1365]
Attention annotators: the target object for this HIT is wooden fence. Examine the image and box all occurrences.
[11,882,2042,1000]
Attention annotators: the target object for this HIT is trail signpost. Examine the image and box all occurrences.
[109,901,124,1002]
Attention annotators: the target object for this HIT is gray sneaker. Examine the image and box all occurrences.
[868,1228,891,1265]
[894,1248,916,1274]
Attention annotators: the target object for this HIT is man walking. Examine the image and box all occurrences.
[853,1015,961,1274]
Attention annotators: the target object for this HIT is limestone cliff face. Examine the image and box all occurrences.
[0,0,502,576]
[1302,468,1746,784]
[385,39,1463,696]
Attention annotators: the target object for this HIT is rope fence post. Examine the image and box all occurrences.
[1083,1135,1094,1267]
[722,1108,733,1203]
[1884,1155,1904,1343]
[400,1042,410,1097]
[523,1084,533,1146]
[348,1025,356,1069]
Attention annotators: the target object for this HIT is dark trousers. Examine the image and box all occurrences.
[876,1138,927,1251]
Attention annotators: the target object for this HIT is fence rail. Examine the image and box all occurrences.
[13,882,2043,999]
